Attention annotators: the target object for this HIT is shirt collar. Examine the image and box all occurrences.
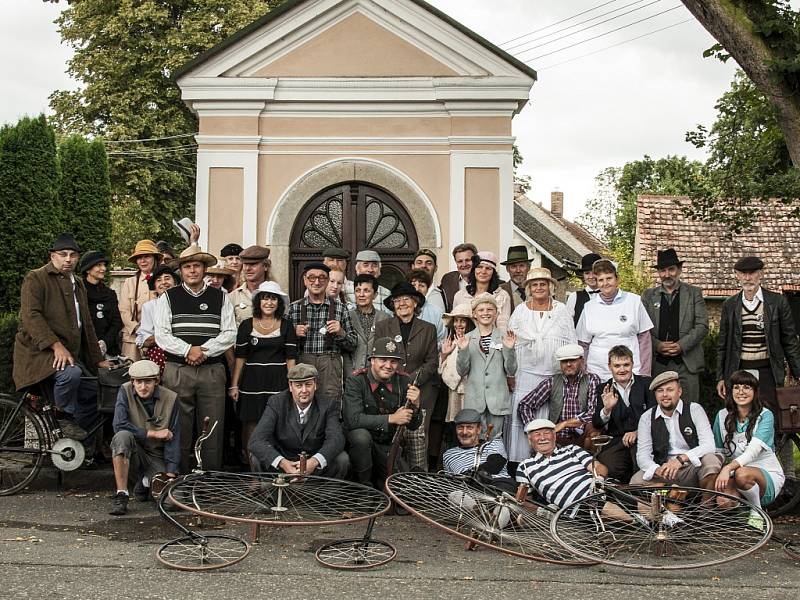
[182,282,208,297]
[596,288,624,304]
[613,375,635,392]
[655,398,683,420]
[366,369,394,392]
[660,281,681,295]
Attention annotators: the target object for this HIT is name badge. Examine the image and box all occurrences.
[238,302,247,309]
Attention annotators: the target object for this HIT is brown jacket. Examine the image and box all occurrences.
[13,263,103,390]
[119,271,155,344]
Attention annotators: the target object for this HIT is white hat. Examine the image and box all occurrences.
[172,217,194,243]
[128,360,160,379]
[255,280,290,306]
[555,344,584,361]
[356,250,381,263]
[524,418,556,433]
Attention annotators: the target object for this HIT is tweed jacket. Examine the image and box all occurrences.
[499,281,525,312]
[439,271,464,313]
[456,328,517,415]
[717,288,800,386]
[641,281,709,374]
[248,389,345,468]
[13,263,104,390]
[343,308,390,376]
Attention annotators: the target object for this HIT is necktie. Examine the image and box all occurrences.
[299,410,306,426]
[517,287,526,301]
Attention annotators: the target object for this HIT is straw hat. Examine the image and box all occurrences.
[128,239,163,263]
[206,265,235,277]
[442,302,476,327]
[522,266,557,287]
[174,244,216,268]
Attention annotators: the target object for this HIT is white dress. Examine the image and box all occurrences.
[453,287,513,333]
[506,300,577,462]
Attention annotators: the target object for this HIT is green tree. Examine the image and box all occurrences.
[59,135,113,255]
[49,0,279,256]
[0,115,61,313]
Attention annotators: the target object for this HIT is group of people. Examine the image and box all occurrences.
[12,231,799,522]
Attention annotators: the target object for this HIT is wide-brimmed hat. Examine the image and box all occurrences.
[578,253,603,273]
[172,217,194,243]
[174,244,216,268]
[148,264,180,290]
[500,245,532,266]
[206,265,235,277]
[442,302,476,327]
[78,250,108,274]
[254,280,290,306]
[370,336,405,359]
[49,233,82,253]
[383,281,426,311]
[652,248,684,270]
[128,239,163,263]
[522,266,557,288]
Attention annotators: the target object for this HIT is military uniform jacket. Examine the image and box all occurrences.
[342,369,422,445]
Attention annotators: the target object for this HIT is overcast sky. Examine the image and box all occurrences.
[3,0,742,221]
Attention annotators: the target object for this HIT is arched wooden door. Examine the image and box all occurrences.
[289,182,419,299]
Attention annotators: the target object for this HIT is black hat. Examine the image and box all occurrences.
[578,252,602,273]
[49,233,81,253]
[500,245,532,266]
[303,262,331,274]
[653,248,684,269]
[734,256,764,272]
[322,247,350,260]
[220,243,244,257]
[383,281,426,312]
[369,336,405,359]
[156,240,175,257]
[148,264,180,291]
[78,250,108,274]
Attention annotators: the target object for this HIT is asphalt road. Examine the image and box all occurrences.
[1,468,798,600]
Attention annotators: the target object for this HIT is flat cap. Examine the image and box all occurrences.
[524,418,556,433]
[128,360,160,379]
[239,245,270,263]
[734,256,764,272]
[649,370,680,391]
[287,363,318,382]
[370,336,405,359]
[220,243,243,257]
[322,247,350,259]
[555,344,584,361]
[453,408,482,424]
[356,250,381,263]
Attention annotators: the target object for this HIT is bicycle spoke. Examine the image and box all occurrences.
[157,535,251,571]
[0,397,45,495]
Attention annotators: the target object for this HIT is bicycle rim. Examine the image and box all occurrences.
[156,535,251,571]
[0,396,45,496]
[767,433,800,517]
[550,485,772,569]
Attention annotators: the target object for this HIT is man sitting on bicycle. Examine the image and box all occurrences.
[442,408,515,494]
[631,371,723,491]
[109,360,180,516]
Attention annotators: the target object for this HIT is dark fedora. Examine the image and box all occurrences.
[49,232,81,254]
[500,245,533,266]
[383,281,426,312]
[653,248,684,270]
[578,252,602,273]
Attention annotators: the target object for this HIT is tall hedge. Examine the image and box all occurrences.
[59,135,112,256]
[0,115,61,313]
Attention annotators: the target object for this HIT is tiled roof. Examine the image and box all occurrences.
[635,195,800,297]
[514,203,584,266]
[554,216,606,255]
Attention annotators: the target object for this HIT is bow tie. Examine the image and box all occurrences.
[588,289,600,294]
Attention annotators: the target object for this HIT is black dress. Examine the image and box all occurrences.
[84,279,123,356]
[234,318,298,422]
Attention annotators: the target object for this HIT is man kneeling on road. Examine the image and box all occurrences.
[443,408,514,494]
[109,360,180,516]
[249,364,349,478]
[632,371,723,490]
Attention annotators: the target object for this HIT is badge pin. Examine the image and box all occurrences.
[619,315,627,322]
[97,303,104,310]
[239,302,247,309]
[394,335,402,343]
[319,326,328,335]
[251,337,258,346]
[96,311,104,319]
[653,303,660,309]
[199,303,208,311]
[683,426,694,437]
[386,341,397,352]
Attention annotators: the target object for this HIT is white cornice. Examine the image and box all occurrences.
[194,135,515,146]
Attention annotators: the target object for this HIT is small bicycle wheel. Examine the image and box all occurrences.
[315,539,397,570]
[550,485,772,570]
[0,396,46,496]
[767,433,800,517]
[785,541,800,562]
[156,534,251,571]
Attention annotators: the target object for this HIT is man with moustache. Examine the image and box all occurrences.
[499,246,533,311]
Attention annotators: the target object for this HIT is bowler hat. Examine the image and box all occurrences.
[239,245,270,263]
[50,233,81,253]
[453,408,482,424]
[288,363,318,382]
[219,243,243,258]
[653,248,684,269]
[734,256,764,272]
[128,239,162,263]
[78,250,108,274]
[500,245,532,266]
[370,336,405,360]
[578,253,602,273]
[383,281,426,311]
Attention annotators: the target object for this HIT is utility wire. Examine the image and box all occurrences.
[103,133,197,144]
[505,0,651,51]
[537,18,694,70]
[500,0,621,46]
[522,5,684,60]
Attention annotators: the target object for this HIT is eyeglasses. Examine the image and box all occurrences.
[305,274,329,282]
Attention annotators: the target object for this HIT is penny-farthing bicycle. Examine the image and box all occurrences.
[156,419,395,571]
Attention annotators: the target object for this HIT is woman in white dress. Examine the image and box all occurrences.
[507,267,576,462]
[453,251,513,332]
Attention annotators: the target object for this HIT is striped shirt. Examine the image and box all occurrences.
[740,301,768,366]
[443,439,510,478]
[516,445,593,508]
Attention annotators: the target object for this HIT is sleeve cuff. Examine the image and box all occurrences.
[271,455,284,469]
[643,465,657,481]
[685,452,702,467]
[600,410,611,424]
[313,453,327,470]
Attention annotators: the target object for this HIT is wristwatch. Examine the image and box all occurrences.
[676,455,687,466]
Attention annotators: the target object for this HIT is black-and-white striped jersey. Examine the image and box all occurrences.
[443,439,509,478]
[515,445,593,508]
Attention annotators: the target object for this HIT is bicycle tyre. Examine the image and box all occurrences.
[766,432,800,517]
[550,485,772,570]
[0,395,46,496]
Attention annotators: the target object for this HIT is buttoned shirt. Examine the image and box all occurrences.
[269,402,327,470]
[287,296,356,355]
[599,376,635,424]
[742,287,764,312]
[228,283,259,326]
[518,372,600,440]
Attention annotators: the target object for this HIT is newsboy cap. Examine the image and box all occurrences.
[239,245,270,263]
[555,344,584,361]
[322,247,350,260]
[287,363,318,382]
[524,418,556,433]
[649,370,681,391]
[734,256,764,272]
[356,250,381,263]
[128,360,160,379]
[453,408,482,424]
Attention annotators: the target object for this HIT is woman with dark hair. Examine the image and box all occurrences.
[79,251,123,357]
[230,281,297,452]
[713,369,784,521]
[136,264,180,375]
[453,251,512,332]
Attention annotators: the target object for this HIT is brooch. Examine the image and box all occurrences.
[96,311,104,319]
[387,341,397,352]
[251,337,258,346]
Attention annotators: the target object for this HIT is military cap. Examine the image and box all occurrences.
[453,408,482,424]
[287,363,318,382]
[220,243,243,257]
[649,370,680,391]
[734,256,764,272]
[239,245,271,263]
[128,360,160,379]
[370,336,405,359]
[322,247,350,259]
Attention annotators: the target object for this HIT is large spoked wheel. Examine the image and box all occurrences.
[156,534,251,571]
[550,485,772,570]
[385,471,595,565]
[315,539,397,570]
[767,433,800,517]
[0,396,46,496]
